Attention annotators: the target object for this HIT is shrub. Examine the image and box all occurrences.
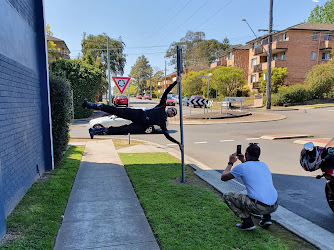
[49,74,72,167]
[305,60,334,99]
[272,84,311,106]
[50,59,103,118]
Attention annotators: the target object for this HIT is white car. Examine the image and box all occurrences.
[89,108,167,134]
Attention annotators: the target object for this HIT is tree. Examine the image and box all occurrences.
[166,31,230,70]
[129,55,152,94]
[46,24,61,63]
[181,71,206,97]
[259,67,288,94]
[308,0,334,23]
[210,66,246,97]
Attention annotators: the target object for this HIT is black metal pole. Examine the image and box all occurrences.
[177,46,185,183]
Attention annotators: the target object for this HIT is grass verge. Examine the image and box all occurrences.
[0,146,84,250]
[112,138,146,150]
[119,152,316,250]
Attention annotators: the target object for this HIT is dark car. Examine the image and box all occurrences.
[114,95,128,107]
[189,95,206,108]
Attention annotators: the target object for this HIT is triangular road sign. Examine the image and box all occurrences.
[112,76,131,94]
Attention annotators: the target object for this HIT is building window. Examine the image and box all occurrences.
[311,52,316,60]
[275,35,279,41]
[261,38,268,45]
[280,52,285,60]
[324,33,332,41]
[282,33,287,41]
[251,58,257,66]
[312,32,318,40]
[272,54,277,60]
[251,75,256,83]
[322,52,330,60]
[228,52,233,59]
[252,43,258,49]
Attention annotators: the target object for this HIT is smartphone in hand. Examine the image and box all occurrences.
[236,145,242,156]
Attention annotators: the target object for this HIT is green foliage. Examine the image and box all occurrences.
[272,84,311,106]
[166,31,230,70]
[49,59,103,118]
[0,146,84,249]
[308,0,334,23]
[129,55,152,94]
[181,71,206,96]
[211,66,246,97]
[260,67,288,93]
[49,75,72,166]
[305,60,334,98]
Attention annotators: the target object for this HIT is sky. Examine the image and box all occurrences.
[44,0,323,78]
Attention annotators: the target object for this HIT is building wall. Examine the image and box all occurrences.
[0,0,53,238]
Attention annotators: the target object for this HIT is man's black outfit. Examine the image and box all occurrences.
[83,80,180,146]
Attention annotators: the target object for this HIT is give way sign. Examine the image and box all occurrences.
[112,76,131,94]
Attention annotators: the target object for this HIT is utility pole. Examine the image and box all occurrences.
[164,61,167,92]
[107,36,112,105]
[266,0,273,109]
[150,69,152,96]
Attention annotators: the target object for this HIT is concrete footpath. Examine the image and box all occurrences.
[54,140,159,250]
[57,138,334,250]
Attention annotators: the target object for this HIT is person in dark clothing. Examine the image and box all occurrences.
[82,77,182,149]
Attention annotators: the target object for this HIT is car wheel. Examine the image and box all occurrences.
[144,126,154,134]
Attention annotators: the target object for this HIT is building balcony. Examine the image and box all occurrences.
[252,81,260,89]
[210,60,227,68]
[254,46,263,55]
[319,40,334,50]
[253,64,262,72]
[260,60,287,71]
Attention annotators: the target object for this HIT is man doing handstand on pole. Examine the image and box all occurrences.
[82,76,182,149]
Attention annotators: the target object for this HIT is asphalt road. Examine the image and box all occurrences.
[71,98,334,233]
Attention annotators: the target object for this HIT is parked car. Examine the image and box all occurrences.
[89,108,167,134]
[171,94,179,104]
[113,95,128,107]
[182,97,189,106]
[143,93,151,100]
[166,95,175,106]
[136,94,142,99]
[189,95,206,108]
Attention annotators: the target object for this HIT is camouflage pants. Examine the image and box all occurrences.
[222,192,278,219]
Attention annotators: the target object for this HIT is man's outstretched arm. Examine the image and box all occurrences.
[159,76,181,106]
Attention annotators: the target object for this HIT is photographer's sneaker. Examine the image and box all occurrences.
[89,128,94,139]
[259,218,272,228]
[236,218,256,230]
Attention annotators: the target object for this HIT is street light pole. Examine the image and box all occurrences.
[266,0,273,109]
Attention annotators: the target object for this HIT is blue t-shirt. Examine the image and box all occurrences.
[230,161,277,205]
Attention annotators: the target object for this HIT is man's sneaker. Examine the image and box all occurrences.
[236,218,256,230]
[259,218,272,228]
[82,98,88,109]
[89,128,94,139]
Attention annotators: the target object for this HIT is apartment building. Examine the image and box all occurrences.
[210,45,250,79]
[247,23,334,90]
[47,35,71,60]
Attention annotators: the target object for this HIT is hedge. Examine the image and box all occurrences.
[49,59,103,118]
[49,74,72,167]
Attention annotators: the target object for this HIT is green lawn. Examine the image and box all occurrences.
[0,146,84,250]
[119,152,313,250]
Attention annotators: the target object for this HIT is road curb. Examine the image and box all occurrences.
[260,134,313,140]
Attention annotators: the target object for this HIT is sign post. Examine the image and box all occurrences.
[112,77,131,95]
[177,46,185,183]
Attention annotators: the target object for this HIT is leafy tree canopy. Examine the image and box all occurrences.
[308,0,334,23]
[81,33,126,76]
[260,67,288,94]
[166,31,229,70]
[129,55,152,94]
[46,24,61,63]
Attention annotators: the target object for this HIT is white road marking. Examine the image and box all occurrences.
[246,138,260,140]
[194,141,208,144]
[220,139,235,142]
[328,110,334,112]
[166,144,178,146]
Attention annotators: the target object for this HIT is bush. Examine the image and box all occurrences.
[272,84,311,106]
[305,61,334,99]
[50,59,103,118]
[49,75,72,167]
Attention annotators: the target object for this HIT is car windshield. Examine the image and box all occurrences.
[119,95,127,98]
[167,95,173,99]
